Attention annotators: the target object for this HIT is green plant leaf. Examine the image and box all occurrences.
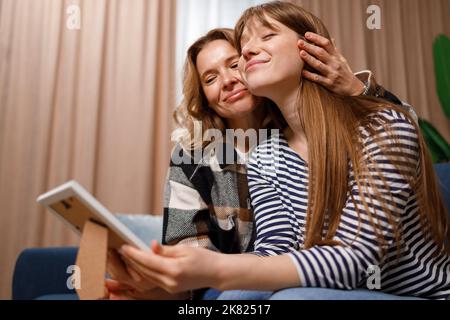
[419,118,450,163]
[433,34,450,117]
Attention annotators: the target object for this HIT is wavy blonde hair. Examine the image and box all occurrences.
[235,1,449,253]
[174,28,286,150]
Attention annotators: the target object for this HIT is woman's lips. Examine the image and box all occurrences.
[245,60,267,72]
[224,89,248,103]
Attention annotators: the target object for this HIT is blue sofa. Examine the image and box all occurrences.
[12,164,450,300]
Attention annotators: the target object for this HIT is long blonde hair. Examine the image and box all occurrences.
[174,28,285,150]
[235,1,449,253]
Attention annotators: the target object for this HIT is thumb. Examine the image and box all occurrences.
[151,240,178,257]
[150,240,162,254]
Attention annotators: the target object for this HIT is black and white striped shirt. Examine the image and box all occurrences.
[247,109,450,299]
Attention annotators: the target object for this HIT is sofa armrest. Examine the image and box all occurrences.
[12,247,78,300]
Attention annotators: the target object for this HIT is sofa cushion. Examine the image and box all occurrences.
[115,214,163,247]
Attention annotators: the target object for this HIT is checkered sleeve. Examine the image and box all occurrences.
[162,145,219,251]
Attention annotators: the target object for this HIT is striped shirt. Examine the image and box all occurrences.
[247,109,450,300]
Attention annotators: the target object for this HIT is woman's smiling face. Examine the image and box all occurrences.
[238,15,304,100]
[196,39,257,119]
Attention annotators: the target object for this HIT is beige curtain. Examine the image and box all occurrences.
[0,0,176,299]
[289,0,450,142]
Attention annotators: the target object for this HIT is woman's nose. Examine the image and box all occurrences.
[223,75,237,89]
[241,41,259,60]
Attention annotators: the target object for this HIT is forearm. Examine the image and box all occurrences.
[214,253,300,291]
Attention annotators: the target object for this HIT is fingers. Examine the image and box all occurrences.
[298,39,330,64]
[105,279,133,291]
[109,291,135,300]
[125,263,143,282]
[120,245,174,279]
[153,242,179,257]
[300,49,330,75]
[108,249,155,292]
[304,32,336,54]
[105,279,139,300]
[302,69,332,87]
[119,245,183,293]
[131,262,173,291]
[121,256,164,292]
[122,257,175,293]
[151,240,162,254]
[107,249,130,280]
[331,38,337,49]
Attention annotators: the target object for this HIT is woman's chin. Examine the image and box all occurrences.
[229,106,256,118]
[247,85,271,100]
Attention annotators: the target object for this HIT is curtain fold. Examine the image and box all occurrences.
[0,0,176,299]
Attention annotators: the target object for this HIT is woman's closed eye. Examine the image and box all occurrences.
[262,33,276,40]
[230,61,239,69]
[205,75,216,84]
